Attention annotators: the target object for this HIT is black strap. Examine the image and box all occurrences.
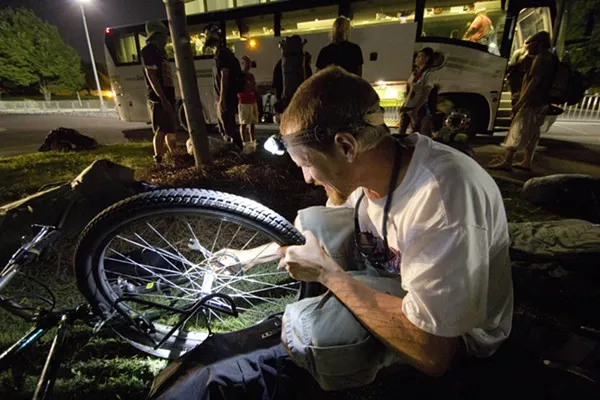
[354,138,405,261]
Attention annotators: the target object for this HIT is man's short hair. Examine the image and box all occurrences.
[280,66,389,153]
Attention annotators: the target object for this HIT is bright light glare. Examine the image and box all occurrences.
[77,0,91,3]
[248,39,257,49]
[264,136,284,156]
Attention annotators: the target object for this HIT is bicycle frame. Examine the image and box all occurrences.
[0,306,89,400]
[0,188,246,399]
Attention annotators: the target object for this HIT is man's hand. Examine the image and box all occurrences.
[278,230,342,283]
[212,242,283,273]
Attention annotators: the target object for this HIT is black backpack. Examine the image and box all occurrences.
[220,46,246,94]
[548,56,586,106]
[232,57,246,94]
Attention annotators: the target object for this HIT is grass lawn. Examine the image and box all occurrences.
[0,143,154,205]
[0,144,597,399]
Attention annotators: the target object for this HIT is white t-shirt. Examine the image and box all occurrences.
[404,70,434,109]
[335,134,513,358]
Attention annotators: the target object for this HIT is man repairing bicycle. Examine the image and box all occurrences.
[154,66,513,398]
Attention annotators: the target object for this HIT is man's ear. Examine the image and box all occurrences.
[334,132,358,163]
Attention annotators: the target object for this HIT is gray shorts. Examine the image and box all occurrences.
[283,206,407,391]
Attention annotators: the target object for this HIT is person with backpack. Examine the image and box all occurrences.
[203,23,244,149]
[237,56,258,153]
[489,31,555,172]
[399,47,436,137]
[316,16,363,76]
[506,42,534,107]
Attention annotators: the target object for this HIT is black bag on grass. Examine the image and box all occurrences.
[148,315,289,400]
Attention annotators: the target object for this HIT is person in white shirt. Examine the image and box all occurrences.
[163,66,513,398]
[399,47,436,137]
[278,66,513,373]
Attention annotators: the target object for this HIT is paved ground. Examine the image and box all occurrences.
[473,123,600,183]
[0,114,146,157]
[1,114,599,182]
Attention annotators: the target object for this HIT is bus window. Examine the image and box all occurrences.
[185,0,206,15]
[227,14,275,41]
[206,0,235,12]
[422,1,506,55]
[186,0,274,15]
[511,7,552,54]
[115,34,139,64]
[280,5,339,36]
[351,0,415,27]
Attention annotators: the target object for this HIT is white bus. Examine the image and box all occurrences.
[104,0,558,136]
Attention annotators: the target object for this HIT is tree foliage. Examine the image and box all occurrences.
[565,0,600,86]
[0,8,85,100]
[82,61,111,94]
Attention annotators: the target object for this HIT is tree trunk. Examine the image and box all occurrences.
[165,0,211,167]
[39,80,52,102]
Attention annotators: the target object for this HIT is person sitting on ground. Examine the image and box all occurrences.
[161,66,514,399]
[316,16,363,76]
[399,47,436,137]
[237,55,259,154]
[489,31,555,172]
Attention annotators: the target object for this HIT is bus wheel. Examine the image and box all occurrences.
[439,95,488,140]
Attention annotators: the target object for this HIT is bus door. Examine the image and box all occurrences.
[511,7,553,55]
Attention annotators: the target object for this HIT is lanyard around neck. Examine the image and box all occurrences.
[353,139,404,259]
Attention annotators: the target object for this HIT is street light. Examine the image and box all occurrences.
[77,0,105,111]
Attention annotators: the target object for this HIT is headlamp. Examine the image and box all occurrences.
[263,135,286,156]
[263,106,386,156]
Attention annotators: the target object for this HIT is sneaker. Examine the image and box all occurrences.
[223,135,234,143]
[153,155,163,165]
[242,141,257,154]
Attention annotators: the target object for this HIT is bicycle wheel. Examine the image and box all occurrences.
[75,188,305,359]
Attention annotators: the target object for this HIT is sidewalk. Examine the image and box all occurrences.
[0,109,117,118]
[471,136,600,184]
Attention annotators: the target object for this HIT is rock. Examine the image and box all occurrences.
[509,219,600,265]
[522,174,600,222]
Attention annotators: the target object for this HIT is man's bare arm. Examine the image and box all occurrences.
[283,232,459,377]
[323,265,459,377]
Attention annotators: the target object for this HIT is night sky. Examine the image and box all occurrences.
[1,0,167,62]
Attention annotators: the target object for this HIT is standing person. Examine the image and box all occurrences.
[463,8,493,45]
[489,31,555,172]
[316,16,363,76]
[506,42,534,107]
[203,23,243,149]
[304,51,313,80]
[399,48,436,137]
[140,20,177,165]
[238,55,258,153]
